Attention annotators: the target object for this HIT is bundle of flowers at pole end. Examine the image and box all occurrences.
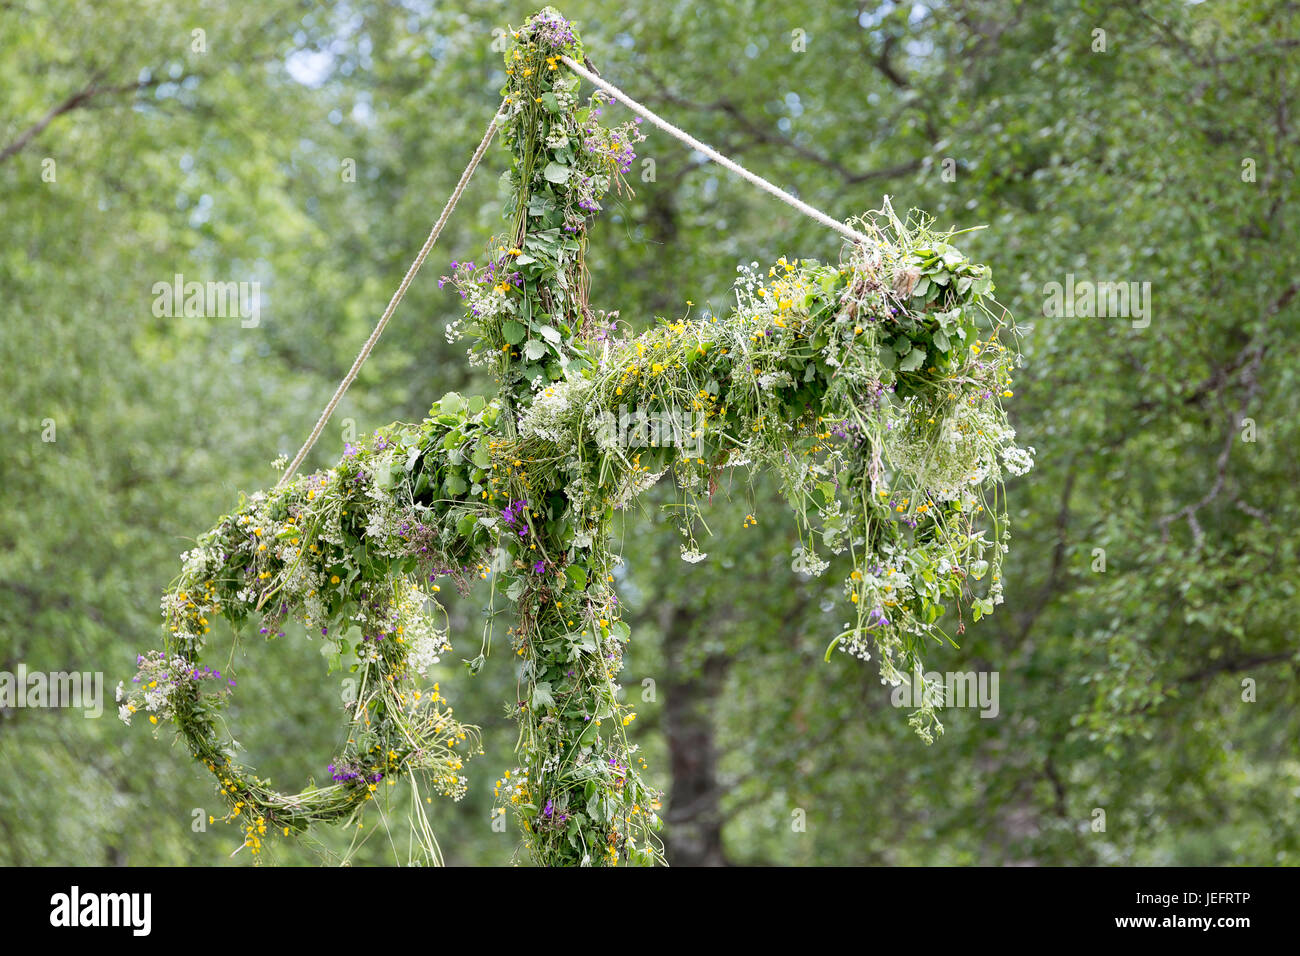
[498,199,1033,742]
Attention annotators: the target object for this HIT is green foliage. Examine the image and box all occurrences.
[3,0,1297,868]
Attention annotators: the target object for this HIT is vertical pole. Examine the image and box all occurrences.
[475,8,660,866]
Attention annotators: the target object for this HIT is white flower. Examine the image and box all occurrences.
[791,546,829,576]
[757,370,794,391]
[680,547,708,563]
[1002,444,1035,477]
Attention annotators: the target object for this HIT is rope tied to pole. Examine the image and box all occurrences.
[276,104,506,486]
[557,54,872,246]
[279,60,870,484]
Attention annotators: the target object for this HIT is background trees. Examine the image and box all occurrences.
[2,0,1296,865]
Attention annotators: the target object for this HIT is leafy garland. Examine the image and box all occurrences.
[124,7,1032,866]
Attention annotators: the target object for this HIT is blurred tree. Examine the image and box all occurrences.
[1,0,1295,866]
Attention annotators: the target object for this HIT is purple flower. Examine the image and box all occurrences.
[501,499,530,528]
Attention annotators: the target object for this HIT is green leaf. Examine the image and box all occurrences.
[567,631,597,659]
[503,320,526,345]
[531,681,555,710]
[565,565,587,589]
[543,162,570,184]
[524,339,548,360]
[899,347,927,372]
[818,481,837,505]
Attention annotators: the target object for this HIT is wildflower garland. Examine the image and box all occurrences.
[125,7,1032,866]
[120,432,484,860]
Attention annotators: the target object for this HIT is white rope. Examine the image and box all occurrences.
[276,105,506,487]
[558,54,871,246]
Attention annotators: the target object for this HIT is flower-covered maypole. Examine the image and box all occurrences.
[123,6,1032,866]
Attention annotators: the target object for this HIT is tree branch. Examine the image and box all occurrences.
[0,74,166,164]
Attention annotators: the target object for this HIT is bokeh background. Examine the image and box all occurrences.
[2,0,1297,865]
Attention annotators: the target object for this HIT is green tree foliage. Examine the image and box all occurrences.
[1,0,1295,865]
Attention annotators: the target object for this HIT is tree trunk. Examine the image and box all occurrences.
[660,603,731,866]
